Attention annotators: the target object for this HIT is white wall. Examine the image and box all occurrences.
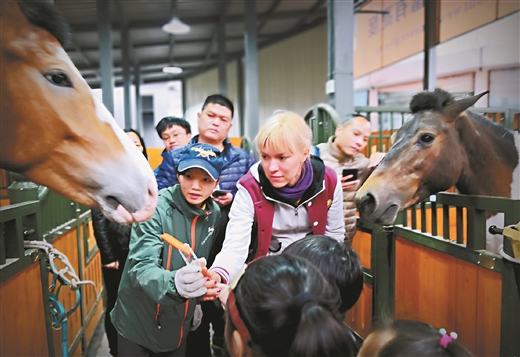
[94,80,183,149]
[184,61,241,138]
[184,25,329,139]
[256,25,328,124]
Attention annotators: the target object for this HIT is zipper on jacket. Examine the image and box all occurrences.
[154,213,206,340]
[176,215,200,345]
[177,301,190,348]
[155,244,174,329]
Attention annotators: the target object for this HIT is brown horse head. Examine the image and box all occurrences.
[0,1,157,223]
[355,89,519,225]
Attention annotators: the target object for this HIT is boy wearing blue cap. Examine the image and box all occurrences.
[111,143,225,357]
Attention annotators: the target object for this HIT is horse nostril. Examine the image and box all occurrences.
[357,193,376,215]
[105,195,122,210]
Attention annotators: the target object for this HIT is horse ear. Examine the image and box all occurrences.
[443,91,489,120]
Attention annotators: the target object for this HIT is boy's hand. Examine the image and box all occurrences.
[175,259,208,299]
[212,192,233,207]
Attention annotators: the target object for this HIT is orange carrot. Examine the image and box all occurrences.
[161,233,211,278]
[161,233,191,256]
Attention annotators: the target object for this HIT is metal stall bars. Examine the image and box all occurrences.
[0,172,104,357]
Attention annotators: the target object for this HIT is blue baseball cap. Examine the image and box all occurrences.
[177,143,225,181]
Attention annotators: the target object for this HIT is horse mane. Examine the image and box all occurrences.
[466,111,519,169]
[16,0,70,46]
[410,89,454,113]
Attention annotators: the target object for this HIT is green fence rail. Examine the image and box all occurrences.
[304,104,520,153]
[0,173,99,357]
[0,173,90,277]
[358,193,520,356]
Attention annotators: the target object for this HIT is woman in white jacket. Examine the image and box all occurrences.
[210,111,345,284]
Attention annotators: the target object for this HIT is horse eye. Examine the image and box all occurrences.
[419,133,435,144]
[44,70,73,88]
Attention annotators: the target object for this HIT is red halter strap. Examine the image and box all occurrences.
[228,290,253,351]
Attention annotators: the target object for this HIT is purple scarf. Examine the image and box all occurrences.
[275,160,313,200]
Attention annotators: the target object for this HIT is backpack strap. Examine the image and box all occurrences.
[307,165,337,235]
[238,172,274,260]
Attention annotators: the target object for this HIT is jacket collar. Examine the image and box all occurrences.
[189,135,232,156]
[254,156,326,207]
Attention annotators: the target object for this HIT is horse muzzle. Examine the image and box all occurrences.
[355,190,401,225]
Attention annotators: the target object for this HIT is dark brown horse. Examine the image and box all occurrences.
[1,1,157,223]
[355,89,519,253]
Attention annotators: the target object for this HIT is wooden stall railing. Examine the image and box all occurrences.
[0,175,104,357]
[350,193,520,356]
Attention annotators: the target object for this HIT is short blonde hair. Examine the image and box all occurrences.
[255,111,312,154]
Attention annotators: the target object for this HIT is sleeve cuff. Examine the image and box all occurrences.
[210,267,230,285]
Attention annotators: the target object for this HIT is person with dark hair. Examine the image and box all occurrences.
[155,94,254,198]
[92,128,148,357]
[125,128,149,160]
[155,116,192,151]
[283,235,363,314]
[155,94,255,357]
[110,143,226,357]
[283,235,364,353]
[201,94,235,118]
[358,320,474,357]
[316,115,385,244]
[225,254,357,357]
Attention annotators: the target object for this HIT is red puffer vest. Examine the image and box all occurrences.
[238,166,337,260]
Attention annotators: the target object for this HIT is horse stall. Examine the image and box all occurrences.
[304,102,520,355]
[347,193,520,356]
[0,172,104,356]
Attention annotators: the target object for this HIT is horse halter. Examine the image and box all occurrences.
[228,290,253,353]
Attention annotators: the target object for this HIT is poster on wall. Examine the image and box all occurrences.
[354,0,383,78]
[381,0,424,67]
[439,0,497,42]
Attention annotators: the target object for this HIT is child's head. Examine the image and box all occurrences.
[225,254,357,357]
[283,235,363,315]
[156,116,192,150]
[358,320,474,357]
[176,143,224,207]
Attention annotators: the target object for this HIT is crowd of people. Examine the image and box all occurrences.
[92,94,474,357]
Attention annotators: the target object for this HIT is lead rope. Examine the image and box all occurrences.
[25,239,97,357]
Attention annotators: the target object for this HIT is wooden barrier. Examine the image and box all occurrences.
[394,237,501,356]
[352,193,520,356]
[0,261,48,356]
[1,181,104,356]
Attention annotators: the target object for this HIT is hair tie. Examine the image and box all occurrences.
[292,292,315,310]
[439,328,458,348]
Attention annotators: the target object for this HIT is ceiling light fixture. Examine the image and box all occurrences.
[162,17,190,34]
[162,66,183,74]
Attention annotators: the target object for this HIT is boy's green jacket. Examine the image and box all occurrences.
[111,184,220,353]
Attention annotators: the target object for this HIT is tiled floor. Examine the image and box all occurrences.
[95,333,111,357]
[85,315,111,357]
